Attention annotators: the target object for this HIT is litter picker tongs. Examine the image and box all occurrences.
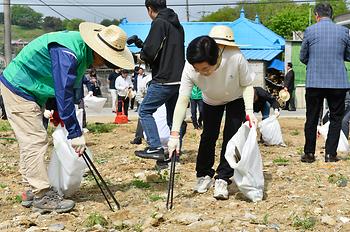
[166,151,177,210]
[82,150,121,211]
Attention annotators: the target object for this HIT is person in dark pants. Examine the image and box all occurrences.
[168,26,256,200]
[253,87,280,120]
[283,62,296,111]
[115,69,133,117]
[134,0,185,160]
[190,85,203,129]
[300,3,350,163]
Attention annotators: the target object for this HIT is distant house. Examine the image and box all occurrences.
[119,8,285,87]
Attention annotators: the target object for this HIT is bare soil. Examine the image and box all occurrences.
[1,117,350,231]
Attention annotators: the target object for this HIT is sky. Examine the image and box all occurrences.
[0,0,245,23]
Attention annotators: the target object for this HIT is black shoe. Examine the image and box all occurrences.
[135,147,165,161]
[288,108,296,111]
[301,153,315,163]
[155,156,181,170]
[325,154,339,162]
[130,137,142,145]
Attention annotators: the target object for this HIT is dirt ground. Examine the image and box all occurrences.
[1,116,350,231]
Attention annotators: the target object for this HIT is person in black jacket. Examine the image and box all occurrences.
[254,87,280,120]
[135,0,185,160]
[283,62,296,111]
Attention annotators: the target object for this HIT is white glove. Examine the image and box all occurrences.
[167,134,180,159]
[274,109,280,118]
[246,110,258,127]
[71,135,86,155]
[88,91,93,97]
[43,110,53,119]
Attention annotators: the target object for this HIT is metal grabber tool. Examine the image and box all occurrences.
[166,151,177,210]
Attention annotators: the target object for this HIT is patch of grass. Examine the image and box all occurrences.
[0,183,7,189]
[6,195,22,204]
[133,223,143,232]
[290,129,300,136]
[296,147,304,156]
[131,179,150,189]
[96,158,108,164]
[84,212,108,227]
[328,174,348,187]
[292,216,316,230]
[114,222,129,230]
[86,123,116,133]
[263,214,269,225]
[149,194,165,202]
[273,157,289,166]
[0,121,12,132]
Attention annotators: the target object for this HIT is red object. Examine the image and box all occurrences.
[245,115,252,128]
[50,111,64,127]
[114,100,128,124]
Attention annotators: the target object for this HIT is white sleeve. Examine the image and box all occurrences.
[171,95,190,132]
[178,62,195,98]
[238,54,255,87]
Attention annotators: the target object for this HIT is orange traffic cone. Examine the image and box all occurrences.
[114,100,128,124]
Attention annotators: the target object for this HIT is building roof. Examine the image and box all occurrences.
[120,8,285,61]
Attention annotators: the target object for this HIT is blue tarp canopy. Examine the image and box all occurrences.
[267,58,284,71]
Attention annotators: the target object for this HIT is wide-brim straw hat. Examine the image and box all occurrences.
[79,22,135,70]
[209,25,240,47]
[279,89,290,102]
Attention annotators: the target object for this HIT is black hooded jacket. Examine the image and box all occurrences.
[140,8,185,84]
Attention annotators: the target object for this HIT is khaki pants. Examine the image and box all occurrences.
[1,84,50,195]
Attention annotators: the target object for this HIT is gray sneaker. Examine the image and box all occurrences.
[32,189,75,214]
[193,175,213,193]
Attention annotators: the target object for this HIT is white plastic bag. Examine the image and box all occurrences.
[258,115,285,146]
[317,121,349,152]
[48,125,90,196]
[84,95,107,113]
[225,122,264,202]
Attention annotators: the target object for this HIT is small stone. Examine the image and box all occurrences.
[174,213,202,225]
[209,226,220,232]
[269,223,280,231]
[134,172,146,180]
[25,226,43,232]
[321,215,337,226]
[339,216,350,224]
[107,144,115,149]
[92,224,107,231]
[48,223,65,231]
[314,207,322,214]
[244,213,257,220]
[188,219,216,229]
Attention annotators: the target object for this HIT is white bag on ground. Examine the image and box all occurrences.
[317,121,349,152]
[225,122,264,202]
[258,115,285,146]
[48,125,90,196]
[84,95,107,113]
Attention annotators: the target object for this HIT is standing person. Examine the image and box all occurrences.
[283,62,296,111]
[134,0,185,160]
[253,87,280,120]
[168,26,256,200]
[133,66,147,112]
[190,85,203,129]
[115,69,133,117]
[0,22,134,213]
[108,68,120,113]
[300,3,350,163]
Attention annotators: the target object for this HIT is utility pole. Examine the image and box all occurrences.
[186,0,189,22]
[4,0,12,65]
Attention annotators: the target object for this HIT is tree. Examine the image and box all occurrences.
[42,16,63,32]
[11,5,43,28]
[63,18,85,31]
[100,18,121,26]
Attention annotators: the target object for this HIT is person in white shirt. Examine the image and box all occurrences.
[168,25,257,200]
[115,69,133,116]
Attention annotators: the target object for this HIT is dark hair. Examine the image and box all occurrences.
[145,0,166,12]
[89,68,97,77]
[287,62,293,68]
[314,3,333,18]
[186,36,219,66]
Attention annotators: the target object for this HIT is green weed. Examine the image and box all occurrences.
[292,216,316,230]
[0,183,7,188]
[0,121,12,132]
[131,179,150,189]
[263,214,269,225]
[84,212,108,227]
[273,157,289,166]
[149,194,164,202]
[290,129,300,136]
[6,195,22,204]
[328,174,348,187]
[86,123,116,133]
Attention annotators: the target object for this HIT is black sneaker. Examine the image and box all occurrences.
[135,147,165,161]
[155,156,180,170]
[32,188,75,214]
[130,137,142,145]
[21,190,34,208]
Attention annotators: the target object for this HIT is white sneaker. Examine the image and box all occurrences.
[193,175,213,193]
[213,179,229,200]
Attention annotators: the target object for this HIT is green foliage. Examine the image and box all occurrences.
[263,213,269,225]
[149,194,165,202]
[131,179,151,189]
[290,129,300,136]
[42,16,63,32]
[0,183,7,188]
[63,18,85,31]
[86,123,116,133]
[328,174,348,187]
[84,212,108,227]
[100,19,121,26]
[273,157,289,166]
[201,7,237,22]
[11,5,43,29]
[6,194,22,204]
[292,215,316,230]
[0,121,12,132]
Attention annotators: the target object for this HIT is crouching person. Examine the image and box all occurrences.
[168,26,256,200]
[0,22,134,213]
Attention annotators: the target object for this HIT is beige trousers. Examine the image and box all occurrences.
[1,84,50,195]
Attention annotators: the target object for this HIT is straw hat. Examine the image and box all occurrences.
[209,25,239,47]
[79,22,135,70]
[279,89,290,102]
